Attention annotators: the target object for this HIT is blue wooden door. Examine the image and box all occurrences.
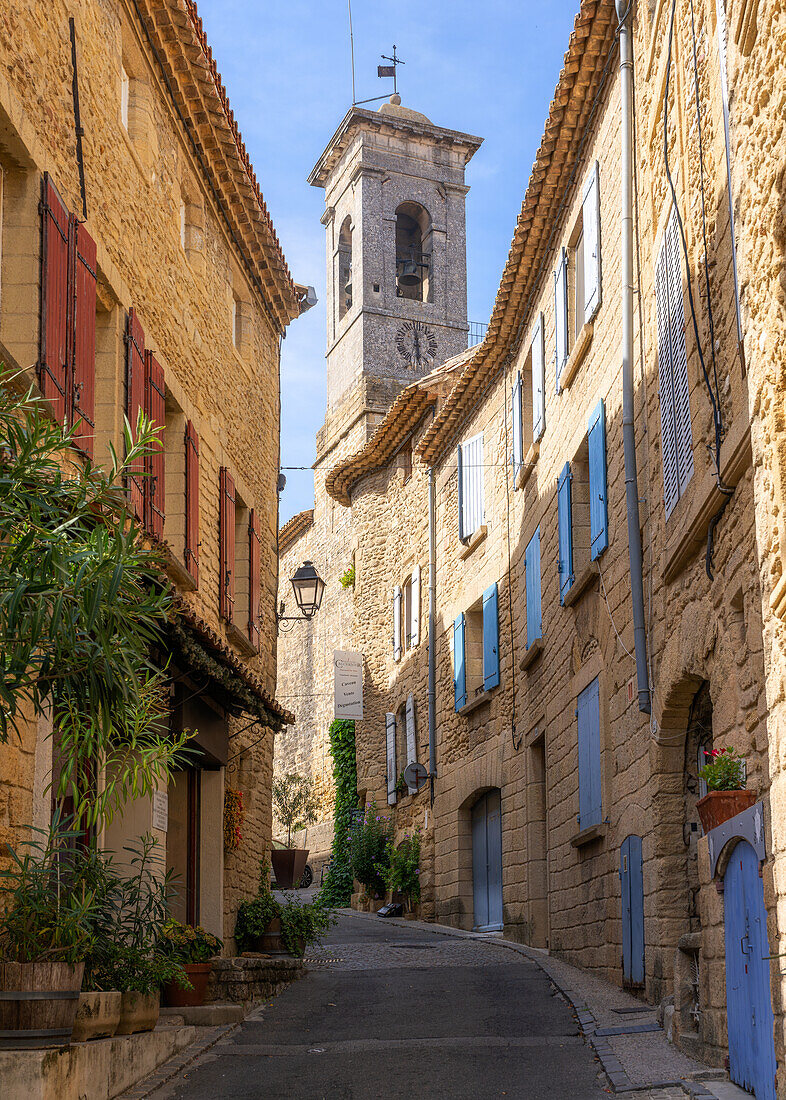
[620,835,644,986]
[724,841,777,1099]
[472,789,503,932]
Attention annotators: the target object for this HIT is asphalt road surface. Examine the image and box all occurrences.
[149,913,605,1100]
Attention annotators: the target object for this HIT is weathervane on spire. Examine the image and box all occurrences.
[378,45,405,96]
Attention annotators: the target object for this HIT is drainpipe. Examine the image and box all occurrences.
[428,464,437,803]
[617,0,651,714]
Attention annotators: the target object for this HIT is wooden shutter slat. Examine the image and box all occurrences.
[666,210,694,497]
[558,461,574,603]
[657,229,680,520]
[582,161,601,323]
[588,399,608,560]
[71,219,97,456]
[453,612,466,711]
[555,248,568,391]
[410,564,420,647]
[144,351,165,540]
[577,676,602,828]
[386,712,397,805]
[526,526,542,650]
[457,443,464,540]
[219,467,236,622]
[405,693,417,791]
[184,421,199,586]
[482,582,500,692]
[39,174,70,423]
[126,309,146,519]
[248,508,261,647]
[532,312,545,442]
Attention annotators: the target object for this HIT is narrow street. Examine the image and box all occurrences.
[144,913,606,1100]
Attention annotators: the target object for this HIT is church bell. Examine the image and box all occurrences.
[397,260,421,288]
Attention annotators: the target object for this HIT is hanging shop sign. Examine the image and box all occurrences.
[334,650,363,720]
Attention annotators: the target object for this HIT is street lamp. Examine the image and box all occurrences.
[277,561,325,632]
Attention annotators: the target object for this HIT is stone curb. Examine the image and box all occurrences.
[116,1023,238,1099]
[334,908,729,1098]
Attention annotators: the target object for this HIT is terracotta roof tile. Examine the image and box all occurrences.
[279,509,314,555]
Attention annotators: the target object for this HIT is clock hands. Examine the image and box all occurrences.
[413,324,420,363]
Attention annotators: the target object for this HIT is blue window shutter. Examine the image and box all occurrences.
[482,583,500,691]
[588,399,608,559]
[525,527,542,649]
[577,677,602,828]
[453,612,467,711]
[557,462,574,603]
[457,444,464,539]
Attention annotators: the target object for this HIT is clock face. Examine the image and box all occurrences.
[396,321,438,368]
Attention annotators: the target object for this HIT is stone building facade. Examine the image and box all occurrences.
[275,100,481,859]
[280,0,785,1089]
[0,0,304,945]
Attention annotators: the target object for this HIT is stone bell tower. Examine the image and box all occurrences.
[308,94,482,462]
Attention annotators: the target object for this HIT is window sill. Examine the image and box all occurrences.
[226,621,259,658]
[570,822,607,848]
[458,687,495,717]
[662,408,752,583]
[558,321,593,393]
[562,561,598,607]
[520,636,543,670]
[459,525,487,560]
[515,441,539,490]
[162,544,197,592]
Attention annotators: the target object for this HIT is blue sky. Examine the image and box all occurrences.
[195,0,580,523]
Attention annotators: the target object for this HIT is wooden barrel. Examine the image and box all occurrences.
[0,961,84,1048]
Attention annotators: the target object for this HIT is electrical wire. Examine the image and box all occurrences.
[596,558,635,661]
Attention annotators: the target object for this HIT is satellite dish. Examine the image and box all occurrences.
[403,761,428,791]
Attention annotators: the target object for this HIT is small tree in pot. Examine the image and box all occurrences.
[271,774,320,888]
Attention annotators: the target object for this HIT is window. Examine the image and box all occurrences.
[163,392,186,564]
[558,400,608,604]
[228,486,259,647]
[124,310,166,534]
[385,711,397,805]
[219,467,236,622]
[556,162,601,391]
[513,313,546,483]
[338,216,352,320]
[120,64,130,130]
[393,565,420,660]
[38,174,97,453]
[525,527,542,650]
[184,421,200,585]
[395,202,431,302]
[458,433,484,540]
[577,676,602,829]
[657,206,693,519]
[453,583,500,711]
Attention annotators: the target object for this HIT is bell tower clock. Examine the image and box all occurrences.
[309,94,482,462]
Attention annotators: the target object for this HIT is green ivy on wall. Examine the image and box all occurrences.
[319,719,358,907]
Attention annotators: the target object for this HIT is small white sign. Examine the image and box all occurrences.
[152,790,168,833]
[334,650,363,720]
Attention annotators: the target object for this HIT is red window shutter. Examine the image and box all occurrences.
[38,174,70,423]
[144,351,166,540]
[219,467,236,622]
[71,219,97,457]
[248,508,261,648]
[184,421,199,586]
[126,309,145,519]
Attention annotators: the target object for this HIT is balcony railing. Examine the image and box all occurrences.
[467,321,488,348]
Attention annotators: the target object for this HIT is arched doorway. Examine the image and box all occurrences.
[724,841,777,1099]
[471,789,502,932]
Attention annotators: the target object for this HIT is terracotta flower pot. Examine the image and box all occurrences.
[0,961,84,1049]
[71,990,122,1042]
[271,848,309,890]
[162,962,213,1008]
[696,789,756,832]
[115,990,160,1035]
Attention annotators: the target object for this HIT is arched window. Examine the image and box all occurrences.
[395,202,431,302]
[338,216,352,320]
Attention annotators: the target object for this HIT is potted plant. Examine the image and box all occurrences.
[0,821,96,1048]
[697,748,756,832]
[271,774,320,889]
[381,830,422,918]
[160,921,222,1007]
[73,844,124,1043]
[348,804,390,907]
[235,861,334,958]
